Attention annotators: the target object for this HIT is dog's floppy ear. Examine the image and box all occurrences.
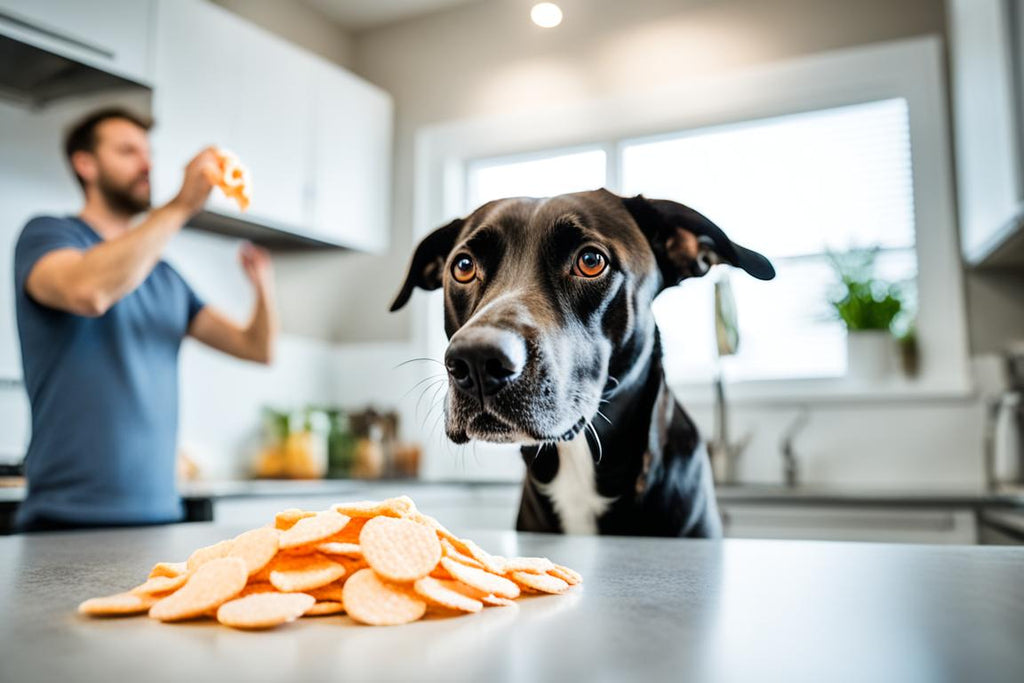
[389,218,464,312]
[622,194,775,285]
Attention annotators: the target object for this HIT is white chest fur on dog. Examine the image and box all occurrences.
[537,431,616,534]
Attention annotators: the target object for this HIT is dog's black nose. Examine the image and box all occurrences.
[445,327,526,399]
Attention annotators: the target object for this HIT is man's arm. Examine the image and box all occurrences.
[187,243,276,364]
[24,148,219,317]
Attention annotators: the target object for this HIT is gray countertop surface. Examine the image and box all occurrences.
[3,478,1024,507]
[1,524,1022,683]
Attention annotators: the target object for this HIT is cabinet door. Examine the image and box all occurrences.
[948,0,1023,263]
[232,22,315,230]
[311,62,393,252]
[720,504,978,544]
[0,0,153,83]
[150,0,243,214]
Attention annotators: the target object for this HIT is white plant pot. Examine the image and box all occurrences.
[847,330,893,382]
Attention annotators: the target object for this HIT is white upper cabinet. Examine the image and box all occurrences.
[233,24,317,230]
[0,0,153,84]
[311,61,393,253]
[948,0,1024,265]
[150,0,392,250]
[150,0,241,215]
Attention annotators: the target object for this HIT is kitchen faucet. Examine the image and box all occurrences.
[779,407,810,488]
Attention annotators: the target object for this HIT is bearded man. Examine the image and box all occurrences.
[13,108,277,532]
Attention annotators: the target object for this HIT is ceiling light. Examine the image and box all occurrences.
[531,3,563,28]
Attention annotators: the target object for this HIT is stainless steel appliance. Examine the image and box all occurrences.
[986,341,1024,488]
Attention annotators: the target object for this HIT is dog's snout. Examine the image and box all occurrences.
[445,327,526,399]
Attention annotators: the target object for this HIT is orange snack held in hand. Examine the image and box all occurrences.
[204,147,252,212]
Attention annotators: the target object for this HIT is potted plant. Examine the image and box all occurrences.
[826,248,910,381]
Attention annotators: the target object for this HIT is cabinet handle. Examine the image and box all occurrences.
[0,10,115,60]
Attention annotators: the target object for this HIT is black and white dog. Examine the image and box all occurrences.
[391,190,774,537]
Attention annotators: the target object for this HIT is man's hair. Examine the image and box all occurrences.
[64,107,153,189]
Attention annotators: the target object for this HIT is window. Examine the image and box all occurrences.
[421,37,968,408]
[466,148,607,208]
[621,98,917,383]
[462,99,918,384]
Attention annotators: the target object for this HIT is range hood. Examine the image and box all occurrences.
[0,32,145,108]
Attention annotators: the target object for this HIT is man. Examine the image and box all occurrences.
[13,107,277,532]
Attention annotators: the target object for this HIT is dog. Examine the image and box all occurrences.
[390,189,774,537]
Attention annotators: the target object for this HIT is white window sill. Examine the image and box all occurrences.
[669,374,976,408]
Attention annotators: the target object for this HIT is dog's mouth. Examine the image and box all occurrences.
[442,337,607,447]
[547,415,588,442]
[450,408,589,446]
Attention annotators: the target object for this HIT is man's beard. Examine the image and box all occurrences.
[97,171,151,215]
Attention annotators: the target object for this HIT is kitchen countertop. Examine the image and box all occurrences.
[713,484,1024,507]
[1,525,1022,682]
[2,479,1023,508]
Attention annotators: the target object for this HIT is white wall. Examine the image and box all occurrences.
[327,0,1001,487]
[685,393,988,489]
[211,0,353,68]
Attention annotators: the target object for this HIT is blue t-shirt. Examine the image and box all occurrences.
[13,216,204,528]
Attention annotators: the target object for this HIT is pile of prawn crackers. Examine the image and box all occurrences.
[78,496,581,630]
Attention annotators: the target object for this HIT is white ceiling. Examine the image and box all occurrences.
[301,0,485,31]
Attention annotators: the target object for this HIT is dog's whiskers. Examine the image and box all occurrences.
[394,357,444,370]
[403,373,446,401]
[419,382,448,433]
[415,378,447,420]
[595,409,613,426]
[585,421,604,464]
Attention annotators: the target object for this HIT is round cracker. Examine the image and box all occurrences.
[342,569,427,626]
[148,561,187,579]
[186,538,235,572]
[439,557,520,599]
[509,570,569,594]
[503,556,555,574]
[458,539,507,575]
[79,592,158,617]
[429,564,454,580]
[413,576,483,613]
[315,542,362,558]
[304,600,345,616]
[440,577,515,607]
[321,517,368,545]
[307,582,345,603]
[439,538,485,570]
[228,526,281,575]
[239,582,277,598]
[216,592,315,630]
[279,510,352,550]
[268,553,347,592]
[549,564,582,586]
[360,516,442,582]
[274,508,316,530]
[331,496,416,519]
[131,573,188,596]
[479,594,517,607]
[149,557,248,622]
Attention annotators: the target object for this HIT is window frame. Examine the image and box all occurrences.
[413,36,971,405]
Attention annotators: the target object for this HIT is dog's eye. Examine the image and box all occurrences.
[574,249,608,278]
[452,254,477,283]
